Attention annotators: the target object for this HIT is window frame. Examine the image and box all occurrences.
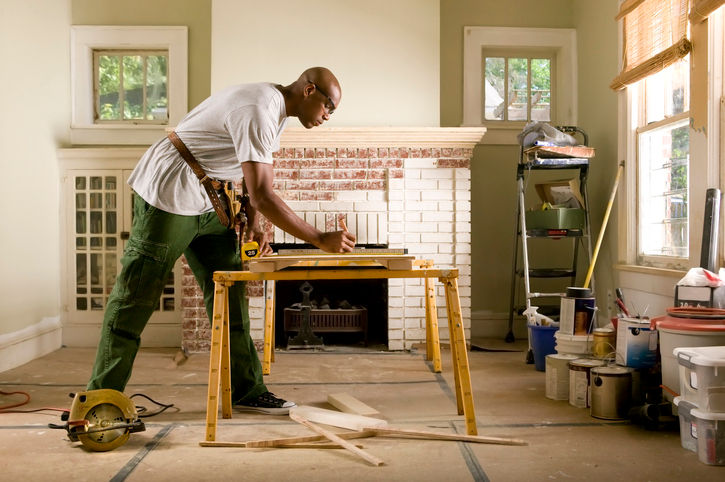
[462,27,577,145]
[70,26,188,145]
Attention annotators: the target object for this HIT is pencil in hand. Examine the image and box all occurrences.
[339,215,348,232]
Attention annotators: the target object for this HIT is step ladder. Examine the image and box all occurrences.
[506,127,595,346]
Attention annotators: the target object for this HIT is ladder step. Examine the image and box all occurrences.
[529,269,576,278]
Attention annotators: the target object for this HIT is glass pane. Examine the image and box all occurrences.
[105,193,116,209]
[531,58,551,122]
[106,254,117,291]
[91,298,104,310]
[146,55,168,121]
[106,237,117,248]
[90,177,102,190]
[105,176,116,190]
[508,58,528,121]
[90,193,102,209]
[76,193,86,209]
[639,120,689,258]
[106,211,117,234]
[91,253,102,286]
[645,56,690,124]
[123,55,144,120]
[75,177,86,190]
[76,253,87,286]
[90,211,103,233]
[76,212,86,234]
[98,55,121,120]
[76,286,87,294]
[76,237,86,249]
[163,297,175,311]
[76,298,88,311]
[90,237,102,249]
[484,57,505,120]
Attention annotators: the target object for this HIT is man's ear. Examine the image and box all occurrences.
[302,82,315,98]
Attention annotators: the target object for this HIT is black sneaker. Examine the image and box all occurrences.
[234,392,296,415]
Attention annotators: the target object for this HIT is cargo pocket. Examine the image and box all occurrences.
[116,237,169,305]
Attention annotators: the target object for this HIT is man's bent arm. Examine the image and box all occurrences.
[241,161,355,253]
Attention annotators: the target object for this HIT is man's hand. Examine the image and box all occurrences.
[318,230,356,253]
[247,225,273,256]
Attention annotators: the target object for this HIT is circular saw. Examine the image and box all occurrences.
[64,389,145,451]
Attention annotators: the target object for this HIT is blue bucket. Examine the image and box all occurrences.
[530,324,559,371]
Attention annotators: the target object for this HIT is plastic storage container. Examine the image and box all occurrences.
[674,346,725,412]
[555,331,592,356]
[676,402,725,465]
[530,324,558,371]
[654,315,725,402]
[674,396,698,452]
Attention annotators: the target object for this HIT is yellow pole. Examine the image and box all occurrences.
[584,161,625,288]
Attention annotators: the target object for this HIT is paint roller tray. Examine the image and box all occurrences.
[526,208,585,230]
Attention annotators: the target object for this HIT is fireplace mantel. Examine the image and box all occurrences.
[280,126,486,148]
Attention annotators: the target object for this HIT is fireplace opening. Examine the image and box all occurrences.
[271,243,389,349]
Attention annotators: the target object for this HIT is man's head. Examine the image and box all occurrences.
[280,67,341,129]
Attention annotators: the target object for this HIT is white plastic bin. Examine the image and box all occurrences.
[675,346,725,412]
[674,396,698,453]
[555,332,592,356]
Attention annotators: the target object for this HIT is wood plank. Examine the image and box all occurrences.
[327,393,380,416]
[289,405,388,431]
[290,412,384,466]
[370,427,527,446]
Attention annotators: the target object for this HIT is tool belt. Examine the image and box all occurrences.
[167,131,249,232]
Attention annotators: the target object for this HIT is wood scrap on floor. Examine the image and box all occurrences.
[289,405,388,431]
[327,392,381,416]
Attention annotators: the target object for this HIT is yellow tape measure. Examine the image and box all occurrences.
[241,241,260,260]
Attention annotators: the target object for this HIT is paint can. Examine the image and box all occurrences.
[560,287,596,335]
[590,366,633,420]
[545,353,579,400]
[568,358,605,408]
[592,328,616,359]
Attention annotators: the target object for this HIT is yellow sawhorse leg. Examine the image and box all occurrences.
[204,281,233,442]
[424,275,442,373]
[443,276,477,435]
[262,280,275,375]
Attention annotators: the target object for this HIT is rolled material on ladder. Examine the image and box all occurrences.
[583,161,624,289]
[700,188,721,272]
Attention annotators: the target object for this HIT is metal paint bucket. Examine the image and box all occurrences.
[568,358,605,408]
[545,353,579,400]
[590,365,633,419]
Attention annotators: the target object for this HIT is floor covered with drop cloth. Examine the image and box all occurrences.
[1,340,723,481]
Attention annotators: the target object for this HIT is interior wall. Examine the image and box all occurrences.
[0,0,71,335]
[440,0,619,337]
[71,0,212,110]
[210,0,440,127]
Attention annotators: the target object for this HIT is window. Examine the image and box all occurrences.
[462,27,576,144]
[94,50,169,124]
[483,50,553,123]
[71,26,187,145]
[637,60,690,261]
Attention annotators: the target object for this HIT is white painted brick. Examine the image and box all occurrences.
[455,190,471,202]
[424,233,455,243]
[455,201,471,211]
[249,297,265,309]
[388,211,403,222]
[389,297,403,307]
[388,278,404,287]
[455,169,471,179]
[404,190,421,201]
[404,297,422,307]
[459,297,471,308]
[455,180,471,191]
[459,275,472,285]
[404,222,438,233]
[406,307,426,318]
[437,223,453,233]
[388,190,404,201]
[404,201,438,212]
[432,254,454,265]
[404,211,422,222]
[387,233,404,245]
[404,158,437,169]
[405,328,426,339]
[459,286,471,297]
[422,190,454,201]
[388,178,405,190]
[456,211,471,222]
[388,221,403,233]
[353,201,388,212]
[438,201,454,211]
[388,317,403,329]
[454,222,470,232]
[438,180,453,190]
[406,179,438,190]
[388,201,404,211]
[404,232,421,244]
[389,307,404,318]
[388,285,403,297]
[405,285,425,297]
[367,191,385,202]
[437,244,454,254]
[405,318,422,329]
[404,169,422,180]
[286,201,320,211]
[388,329,403,340]
[319,201,354,212]
[406,243,440,254]
[422,168,453,179]
[455,232,471,243]
[455,243,471,254]
[388,340,404,350]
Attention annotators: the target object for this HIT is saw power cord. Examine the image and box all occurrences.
[0,389,175,417]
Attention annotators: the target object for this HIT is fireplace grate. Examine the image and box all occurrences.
[283,307,368,339]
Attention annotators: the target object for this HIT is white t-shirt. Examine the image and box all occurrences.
[128,82,288,215]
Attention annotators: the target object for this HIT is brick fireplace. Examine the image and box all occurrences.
[181,127,485,352]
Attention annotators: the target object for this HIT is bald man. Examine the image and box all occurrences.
[87,67,355,414]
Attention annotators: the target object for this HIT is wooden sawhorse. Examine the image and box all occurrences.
[202,266,477,445]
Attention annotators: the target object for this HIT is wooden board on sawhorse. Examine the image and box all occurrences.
[201,266,477,444]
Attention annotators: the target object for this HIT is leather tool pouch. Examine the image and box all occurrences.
[167,131,250,232]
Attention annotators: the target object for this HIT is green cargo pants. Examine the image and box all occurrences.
[87,195,267,404]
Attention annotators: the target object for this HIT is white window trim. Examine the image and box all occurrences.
[462,26,577,145]
[70,26,188,145]
[617,8,724,275]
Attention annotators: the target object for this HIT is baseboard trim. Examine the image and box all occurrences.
[0,317,62,373]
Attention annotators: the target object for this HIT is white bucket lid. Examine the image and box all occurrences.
[674,346,725,366]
